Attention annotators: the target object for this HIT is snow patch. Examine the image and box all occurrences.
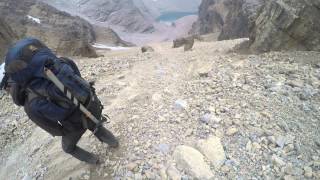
[92,43,129,51]
[0,63,5,84]
[27,15,41,24]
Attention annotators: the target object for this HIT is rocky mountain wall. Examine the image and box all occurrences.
[193,0,227,35]
[42,0,155,33]
[194,0,319,52]
[0,19,17,62]
[191,0,263,40]
[0,0,97,57]
[249,0,320,52]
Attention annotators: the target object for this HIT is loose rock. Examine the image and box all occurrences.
[271,155,286,167]
[196,136,226,169]
[226,127,239,136]
[304,166,313,178]
[141,46,154,53]
[173,145,214,179]
[166,165,181,180]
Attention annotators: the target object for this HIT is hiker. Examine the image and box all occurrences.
[0,38,119,164]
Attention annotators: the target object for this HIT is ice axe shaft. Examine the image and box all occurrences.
[44,68,100,124]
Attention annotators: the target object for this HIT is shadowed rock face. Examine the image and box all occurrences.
[249,0,320,52]
[195,0,319,52]
[193,0,227,35]
[0,0,97,58]
[192,0,264,40]
[0,19,17,62]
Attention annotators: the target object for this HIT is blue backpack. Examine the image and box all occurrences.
[4,38,103,134]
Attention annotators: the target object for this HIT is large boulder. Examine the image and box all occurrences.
[173,36,197,51]
[173,145,214,179]
[141,46,154,53]
[249,0,320,52]
[196,136,226,169]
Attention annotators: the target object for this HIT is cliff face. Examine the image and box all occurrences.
[195,0,319,53]
[249,0,320,52]
[0,0,97,57]
[193,0,228,35]
[192,0,263,40]
[218,0,264,40]
[0,19,17,62]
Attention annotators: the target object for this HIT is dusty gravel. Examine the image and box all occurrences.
[0,39,319,180]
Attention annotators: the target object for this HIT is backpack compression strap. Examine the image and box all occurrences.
[44,67,105,133]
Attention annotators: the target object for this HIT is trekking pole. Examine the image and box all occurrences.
[44,68,101,125]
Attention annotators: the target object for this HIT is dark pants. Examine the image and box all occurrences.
[60,121,101,164]
[61,129,86,153]
[61,115,96,153]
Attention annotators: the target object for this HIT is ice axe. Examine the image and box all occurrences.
[44,67,106,133]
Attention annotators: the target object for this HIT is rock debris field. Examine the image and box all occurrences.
[0,39,319,180]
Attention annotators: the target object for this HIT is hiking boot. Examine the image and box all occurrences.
[94,127,119,148]
[70,147,100,164]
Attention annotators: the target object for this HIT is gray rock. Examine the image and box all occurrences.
[268,136,276,145]
[304,166,313,178]
[196,136,226,169]
[200,113,221,124]
[174,100,188,110]
[22,175,32,180]
[285,164,304,176]
[283,175,295,180]
[271,155,286,167]
[286,80,304,88]
[166,165,181,180]
[155,144,170,154]
[173,36,195,51]
[299,85,318,101]
[226,127,239,136]
[246,141,253,152]
[173,145,214,179]
[275,136,287,149]
[141,46,154,53]
[314,139,320,148]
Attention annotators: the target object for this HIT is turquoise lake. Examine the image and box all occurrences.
[156,12,197,22]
